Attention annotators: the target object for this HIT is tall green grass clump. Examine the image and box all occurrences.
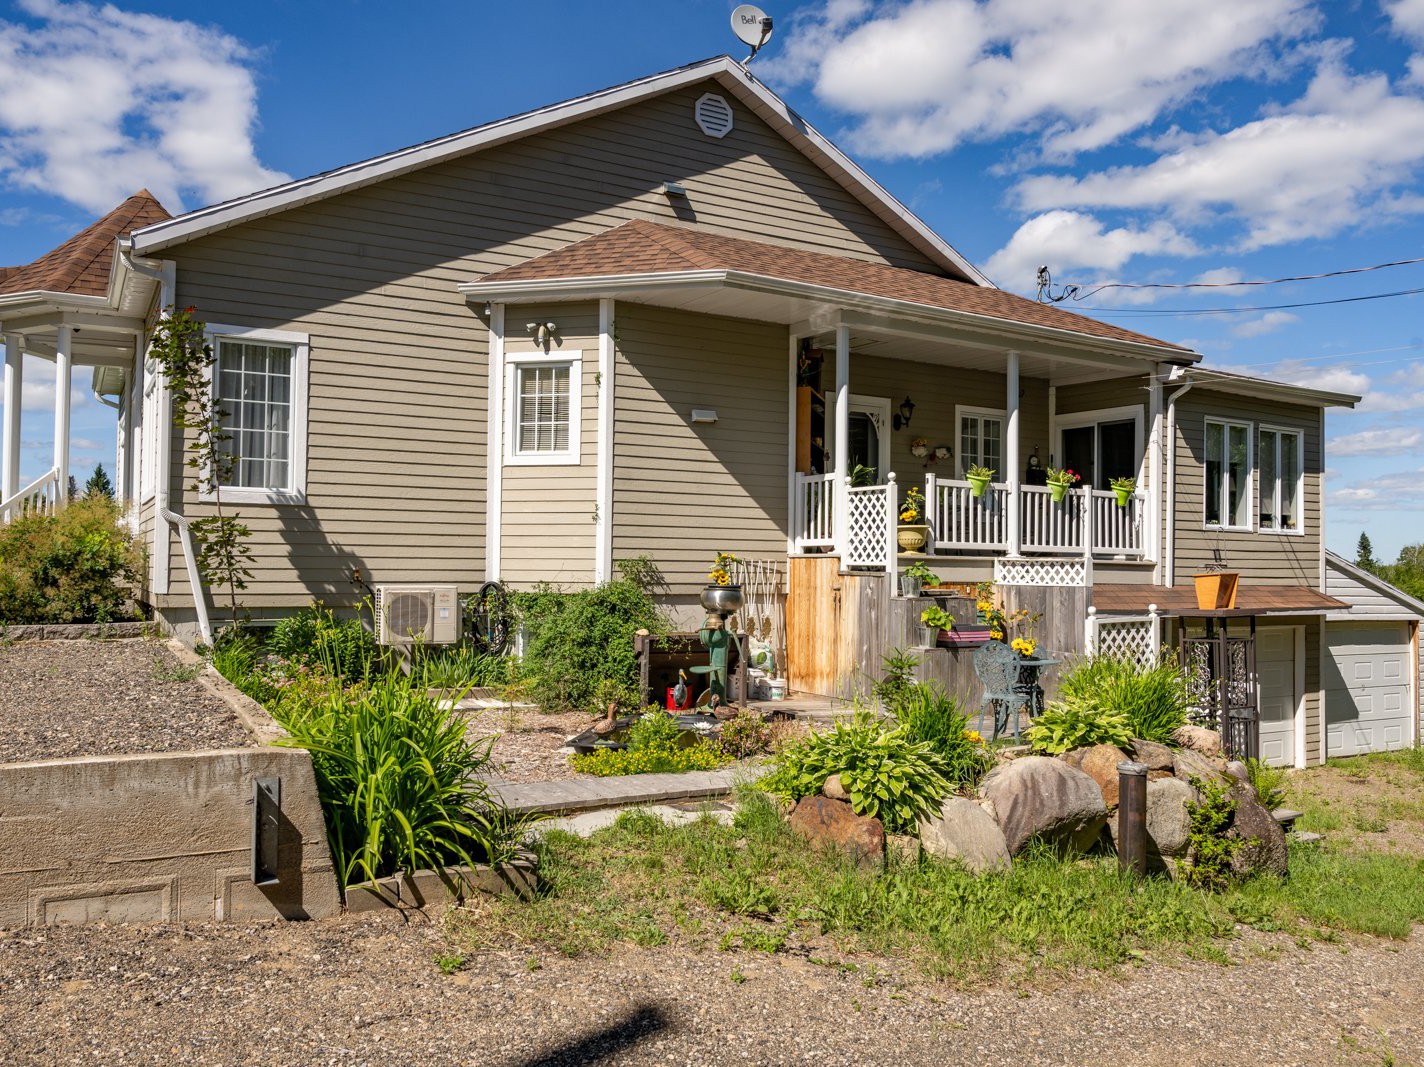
[1057,654,1190,743]
[276,671,522,888]
[890,682,993,790]
[269,603,378,684]
[415,644,510,692]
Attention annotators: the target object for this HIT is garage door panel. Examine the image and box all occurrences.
[1325,621,1413,758]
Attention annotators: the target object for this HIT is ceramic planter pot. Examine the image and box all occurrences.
[897,524,929,552]
[1193,571,1239,610]
[1114,487,1133,507]
[1049,482,1070,503]
[700,584,744,615]
[967,475,991,498]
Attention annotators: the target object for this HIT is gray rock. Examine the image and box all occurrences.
[1224,760,1251,786]
[979,756,1108,856]
[1173,747,1228,791]
[821,773,849,801]
[1228,786,1289,878]
[1130,738,1176,772]
[1173,724,1223,758]
[1108,776,1194,860]
[918,796,1011,874]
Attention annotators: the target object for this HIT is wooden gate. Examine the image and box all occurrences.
[786,556,888,698]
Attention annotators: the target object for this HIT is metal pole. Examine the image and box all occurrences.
[1117,759,1149,876]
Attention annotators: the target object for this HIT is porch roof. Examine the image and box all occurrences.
[462,220,1198,362]
[0,191,169,299]
[1093,584,1347,618]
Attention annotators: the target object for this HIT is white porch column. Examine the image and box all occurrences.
[1147,370,1164,576]
[1005,350,1022,557]
[54,325,72,500]
[2,333,21,501]
[486,303,505,583]
[833,321,851,558]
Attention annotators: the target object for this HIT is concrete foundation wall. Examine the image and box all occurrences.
[0,748,340,926]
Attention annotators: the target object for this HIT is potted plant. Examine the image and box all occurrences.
[1045,466,1079,503]
[1010,635,1038,659]
[920,604,954,648]
[1110,475,1136,508]
[1193,566,1239,610]
[897,486,929,552]
[966,464,995,498]
[701,551,744,614]
[900,559,935,597]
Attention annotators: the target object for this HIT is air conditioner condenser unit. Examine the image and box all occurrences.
[374,584,461,646]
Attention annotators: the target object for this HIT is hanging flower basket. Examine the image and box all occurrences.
[967,474,991,498]
[1110,477,1136,508]
[1046,467,1078,504]
[1113,486,1133,507]
[1049,482,1069,503]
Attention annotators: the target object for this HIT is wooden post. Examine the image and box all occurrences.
[885,470,898,593]
[54,324,72,505]
[1117,759,1149,876]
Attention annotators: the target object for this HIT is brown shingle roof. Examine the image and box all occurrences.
[1093,584,1346,616]
[0,190,170,298]
[475,219,1192,354]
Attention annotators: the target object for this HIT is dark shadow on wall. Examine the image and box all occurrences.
[513,1005,669,1067]
[272,503,374,615]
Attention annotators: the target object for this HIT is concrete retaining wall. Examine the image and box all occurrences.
[0,748,340,926]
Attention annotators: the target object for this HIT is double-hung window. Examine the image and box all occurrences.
[957,407,1004,478]
[208,326,309,504]
[1258,427,1303,533]
[1203,418,1251,529]
[506,350,582,465]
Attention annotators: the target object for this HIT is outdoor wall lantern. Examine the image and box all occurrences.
[893,395,916,430]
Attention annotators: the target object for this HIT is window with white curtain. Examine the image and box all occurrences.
[1258,427,1304,532]
[1204,418,1252,529]
[507,351,582,464]
[957,407,1004,477]
[206,326,308,504]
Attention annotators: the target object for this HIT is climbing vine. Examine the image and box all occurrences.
[148,306,254,625]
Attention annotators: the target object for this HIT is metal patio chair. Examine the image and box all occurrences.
[972,639,1036,741]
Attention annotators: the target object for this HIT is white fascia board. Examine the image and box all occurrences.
[461,269,1195,364]
[1186,369,1359,408]
[128,57,982,285]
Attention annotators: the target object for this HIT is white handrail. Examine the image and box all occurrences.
[921,480,1145,559]
[845,476,894,568]
[160,508,213,646]
[0,467,62,524]
[927,476,1008,551]
[793,471,837,551]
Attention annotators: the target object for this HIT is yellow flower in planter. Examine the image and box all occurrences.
[1011,636,1038,656]
[708,550,738,586]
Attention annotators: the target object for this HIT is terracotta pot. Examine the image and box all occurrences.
[967,475,991,498]
[897,524,929,552]
[1193,571,1239,610]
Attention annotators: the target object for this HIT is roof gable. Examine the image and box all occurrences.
[0,190,169,298]
[129,57,986,285]
[1326,551,1424,616]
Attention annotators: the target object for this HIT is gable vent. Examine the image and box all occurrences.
[694,93,734,138]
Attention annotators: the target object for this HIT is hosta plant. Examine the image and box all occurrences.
[1024,700,1133,756]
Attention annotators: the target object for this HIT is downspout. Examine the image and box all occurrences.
[119,244,212,645]
[1163,367,1194,588]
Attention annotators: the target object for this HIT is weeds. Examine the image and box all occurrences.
[152,655,202,683]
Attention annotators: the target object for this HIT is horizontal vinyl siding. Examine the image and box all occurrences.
[160,79,941,609]
[611,304,787,591]
[1172,391,1322,587]
[500,303,598,589]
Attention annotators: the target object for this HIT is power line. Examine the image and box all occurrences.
[1075,285,1424,317]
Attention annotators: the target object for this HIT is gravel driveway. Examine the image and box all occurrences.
[0,915,1417,1065]
[0,639,253,763]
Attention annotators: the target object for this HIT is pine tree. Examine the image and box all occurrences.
[84,463,114,499]
[67,475,79,501]
[1356,532,1379,572]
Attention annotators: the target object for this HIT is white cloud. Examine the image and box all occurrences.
[1330,468,1424,509]
[769,0,1317,159]
[0,0,287,214]
[1386,0,1424,42]
[982,209,1198,290]
[1230,311,1299,338]
[1014,61,1424,248]
[1330,427,1424,455]
[15,353,88,413]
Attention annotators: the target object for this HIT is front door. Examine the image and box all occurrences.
[848,395,890,484]
[1257,627,1299,767]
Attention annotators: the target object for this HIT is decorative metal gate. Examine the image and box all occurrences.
[1180,617,1258,761]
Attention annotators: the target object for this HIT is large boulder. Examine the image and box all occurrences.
[1130,738,1176,772]
[1111,776,1195,860]
[979,756,1108,855]
[1173,747,1228,791]
[788,796,885,865]
[918,797,1011,874]
[1173,725,1223,758]
[1228,786,1289,878]
[1077,744,1130,809]
[1224,760,1251,787]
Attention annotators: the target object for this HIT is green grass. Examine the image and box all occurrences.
[449,788,1424,983]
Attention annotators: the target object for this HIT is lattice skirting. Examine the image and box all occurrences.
[1086,609,1163,665]
[994,558,1088,587]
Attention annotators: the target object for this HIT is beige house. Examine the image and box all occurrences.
[1,56,1387,767]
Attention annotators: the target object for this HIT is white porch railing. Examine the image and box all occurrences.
[1085,605,1163,664]
[845,473,896,569]
[1020,484,1085,553]
[793,472,837,551]
[925,474,1008,551]
[1090,489,1145,557]
[0,467,62,524]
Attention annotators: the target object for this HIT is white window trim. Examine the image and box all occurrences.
[1258,424,1306,536]
[505,349,583,466]
[955,404,1006,477]
[1051,404,1146,488]
[1203,417,1253,533]
[200,324,310,506]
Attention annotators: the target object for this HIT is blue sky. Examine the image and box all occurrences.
[3,0,1423,559]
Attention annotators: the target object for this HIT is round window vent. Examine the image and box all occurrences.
[694,93,734,139]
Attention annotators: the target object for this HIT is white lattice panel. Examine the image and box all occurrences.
[846,486,890,567]
[1089,615,1162,664]
[994,558,1088,587]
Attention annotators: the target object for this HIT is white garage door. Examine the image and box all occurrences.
[1326,621,1413,757]
[1257,628,1299,768]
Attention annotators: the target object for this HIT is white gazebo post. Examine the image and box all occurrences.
[833,320,850,559]
[2,332,21,502]
[1004,350,1022,557]
[54,324,72,501]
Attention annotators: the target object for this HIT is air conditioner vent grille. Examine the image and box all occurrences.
[694,93,734,139]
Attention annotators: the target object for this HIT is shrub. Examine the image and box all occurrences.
[570,709,731,776]
[870,648,919,711]
[269,603,378,684]
[1182,776,1245,891]
[892,683,993,790]
[275,671,522,887]
[1024,700,1134,755]
[415,644,510,691]
[1057,654,1190,743]
[716,709,773,759]
[513,579,666,711]
[762,713,953,834]
[1244,757,1289,811]
[0,497,143,624]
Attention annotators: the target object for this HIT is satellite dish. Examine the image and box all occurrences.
[731,4,773,61]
